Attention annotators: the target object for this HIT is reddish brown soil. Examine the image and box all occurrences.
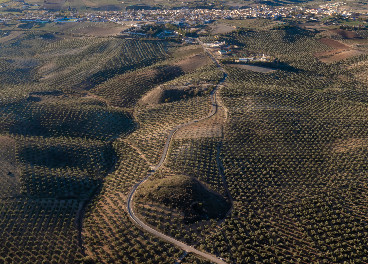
[330,29,360,39]
[319,50,363,63]
[318,38,349,49]
[0,135,15,146]
[315,38,363,63]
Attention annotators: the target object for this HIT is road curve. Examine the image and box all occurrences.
[126,42,228,264]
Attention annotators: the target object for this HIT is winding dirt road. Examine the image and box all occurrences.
[126,41,229,264]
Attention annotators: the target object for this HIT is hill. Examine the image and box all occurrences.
[136,175,230,223]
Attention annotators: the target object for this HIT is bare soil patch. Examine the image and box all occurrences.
[174,53,210,73]
[299,22,322,30]
[227,64,275,73]
[330,29,360,39]
[82,0,99,7]
[319,49,364,63]
[333,138,368,153]
[315,38,364,63]
[318,38,349,49]
[72,25,128,37]
[139,85,164,105]
[222,19,277,30]
[0,135,15,147]
[171,45,203,59]
[210,23,236,35]
[43,0,65,9]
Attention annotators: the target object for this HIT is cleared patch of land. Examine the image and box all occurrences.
[333,138,368,153]
[219,18,278,30]
[174,53,210,72]
[210,22,236,35]
[170,45,203,59]
[320,49,364,63]
[227,63,276,73]
[319,38,350,49]
[330,29,360,39]
[70,24,128,37]
[315,38,364,63]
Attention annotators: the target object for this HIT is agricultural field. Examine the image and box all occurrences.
[121,24,368,263]
[2,11,368,264]
[0,23,224,263]
[212,25,368,262]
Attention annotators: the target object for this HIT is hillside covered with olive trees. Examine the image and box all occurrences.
[1,4,368,263]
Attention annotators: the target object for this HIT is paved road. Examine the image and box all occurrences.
[126,41,228,264]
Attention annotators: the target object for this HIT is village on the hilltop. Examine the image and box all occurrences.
[0,2,366,29]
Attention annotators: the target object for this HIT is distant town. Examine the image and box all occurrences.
[0,1,367,29]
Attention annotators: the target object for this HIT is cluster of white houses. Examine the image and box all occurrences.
[203,40,272,62]
[203,41,226,48]
[203,41,233,55]
[235,54,270,62]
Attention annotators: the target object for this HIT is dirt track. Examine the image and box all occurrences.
[126,42,230,264]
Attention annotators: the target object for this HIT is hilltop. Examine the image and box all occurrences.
[136,175,230,223]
